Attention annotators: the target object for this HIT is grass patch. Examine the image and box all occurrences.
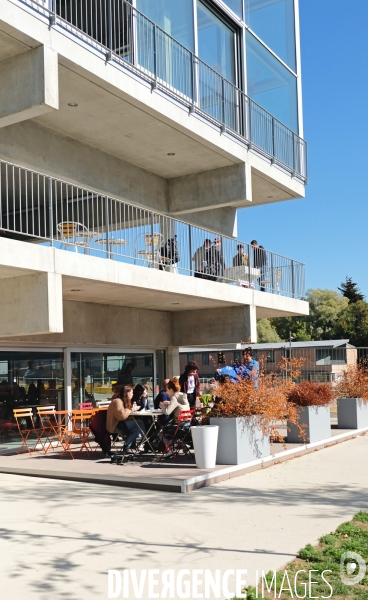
[238,512,368,599]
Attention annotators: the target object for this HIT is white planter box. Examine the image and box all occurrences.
[337,398,368,429]
[191,425,218,469]
[287,405,331,444]
[210,417,270,465]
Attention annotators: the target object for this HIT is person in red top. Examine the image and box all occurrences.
[179,361,200,408]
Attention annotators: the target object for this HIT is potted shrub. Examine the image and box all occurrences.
[287,381,334,444]
[207,367,298,465]
[334,363,368,429]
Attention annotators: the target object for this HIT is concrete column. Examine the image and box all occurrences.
[0,272,63,337]
[172,304,257,346]
[0,45,58,129]
[167,346,180,378]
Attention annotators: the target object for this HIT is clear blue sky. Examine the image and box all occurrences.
[237,0,368,298]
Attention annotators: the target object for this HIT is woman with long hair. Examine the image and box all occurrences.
[179,361,200,408]
[106,384,146,454]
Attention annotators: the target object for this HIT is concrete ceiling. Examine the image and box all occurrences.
[62,276,241,312]
[34,63,236,180]
[252,169,296,205]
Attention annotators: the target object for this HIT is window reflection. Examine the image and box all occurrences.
[224,0,243,18]
[0,351,64,447]
[246,32,298,132]
[245,0,296,71]
[136,0,194,51]
[71,352,154,409]
[197,2,236,84]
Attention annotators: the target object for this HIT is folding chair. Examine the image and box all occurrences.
[79,402,93,410]
[61,410,95,458]
[36,406,58,453]
[13,408,50,455]
[160,409,195,461]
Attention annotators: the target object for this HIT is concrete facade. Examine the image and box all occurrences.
[0,0,308,404]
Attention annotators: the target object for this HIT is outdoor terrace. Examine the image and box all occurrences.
[0,159,305,299]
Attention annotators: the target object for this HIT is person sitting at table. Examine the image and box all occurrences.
[106,384,146,454]
[132,384,149,411]
[160,377,189,422]
[154,379,170,409]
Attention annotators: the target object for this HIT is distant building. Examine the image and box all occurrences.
[180,340,357,383]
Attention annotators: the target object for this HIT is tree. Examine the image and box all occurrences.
[338,277,365,303]
[257,319,281,343]
[333,300,368,347]
[270,289,348,341]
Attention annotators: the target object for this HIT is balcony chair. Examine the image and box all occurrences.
[134,232,164,268]
[57,221,95,252]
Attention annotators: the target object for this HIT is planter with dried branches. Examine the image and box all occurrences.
[334,362,368,429]
[287,381,334,444]
[206,361,302,465]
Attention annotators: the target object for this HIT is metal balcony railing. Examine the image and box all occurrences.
[21,0,308,182]
[0,159,305,299]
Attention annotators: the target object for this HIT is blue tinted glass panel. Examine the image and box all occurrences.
[245,0,296,71]
[246,33,298,132]
[136,0,194,51]
[197,2,236,84]
[224,0,243,17]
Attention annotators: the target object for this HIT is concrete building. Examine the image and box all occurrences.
[0,0,308,420]
[180,340,357,383]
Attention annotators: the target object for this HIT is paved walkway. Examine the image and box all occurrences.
[1,434,368,599]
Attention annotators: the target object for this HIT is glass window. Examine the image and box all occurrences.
[187,353,194,363]
[0,350,64,447]
[71,352,154,409]
[197,1,237,84]
[224,0,243,18]
[202,353,210,366]
[245,0,296,71]
[136,0,194,51]
[233,351,241,361]
[246,32,298,132]
[266,350,274,363]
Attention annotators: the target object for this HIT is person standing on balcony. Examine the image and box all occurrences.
[251,240,267,292]
[179,362,200,408]
[192,239,212,280]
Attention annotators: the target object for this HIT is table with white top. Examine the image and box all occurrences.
[130,409,163,454]
[224,266,260,287]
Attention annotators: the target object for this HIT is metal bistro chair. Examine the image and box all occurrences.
[57,221,95,252]
[13,408,50,455]
[61,410,95,458]
[160,409,195,461]
[134,233,164,268]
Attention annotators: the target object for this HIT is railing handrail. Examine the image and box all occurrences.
[0,157,305,270]
[18,0,308,182]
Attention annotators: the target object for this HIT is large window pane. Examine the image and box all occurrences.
[245,0,296,71]
[0,350,64,448]
[197,2,236,84]
[246,32,298,133]
[71,352,154,409]
[136,0,194,51]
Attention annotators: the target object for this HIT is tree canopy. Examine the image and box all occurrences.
[338,277,365,303]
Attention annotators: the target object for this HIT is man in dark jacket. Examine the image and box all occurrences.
[251,240,267,292]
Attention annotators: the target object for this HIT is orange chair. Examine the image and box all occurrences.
[61,410,95,458]
[13,408,50,455]
[79,402,93,410]
[160,409,195,461]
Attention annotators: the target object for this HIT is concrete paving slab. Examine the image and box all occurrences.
[1,434,368,599]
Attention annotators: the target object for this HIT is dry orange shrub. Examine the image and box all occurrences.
[334,360,368,401]
[287,380,334,407]
[206,357,306,442]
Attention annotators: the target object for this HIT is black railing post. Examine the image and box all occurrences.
[271,116,275,164]
[292,132,296,176]
[221,78,225,130]
[151,212,155,268]
[106,0,113,61]
[248,98,252,149]
[105,197,110,259]
[291,260,295,297]
[48,177,53,245]
[271,253,274,292]
[49,0,56,27]
[151,24,157,90]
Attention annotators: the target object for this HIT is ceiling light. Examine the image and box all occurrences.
[172,302,180,305]
[68,103,78,107]
[167,153,175,156]
[267,195,273,198]
[71,289,81,292]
